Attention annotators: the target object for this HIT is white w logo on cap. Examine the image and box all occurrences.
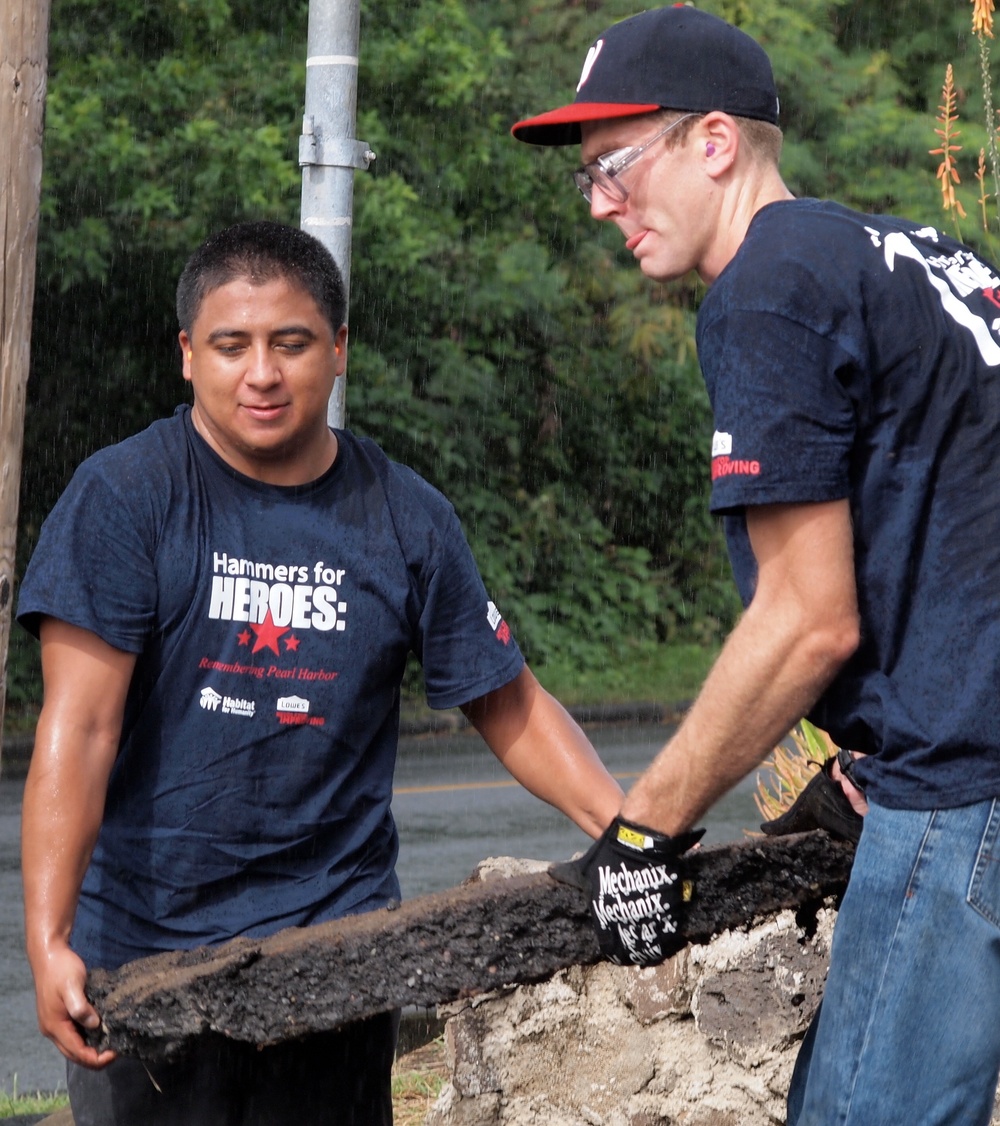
[577,39,604,91]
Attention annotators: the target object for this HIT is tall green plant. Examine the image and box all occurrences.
[973,0,1000,205]
[927,0,1000,248]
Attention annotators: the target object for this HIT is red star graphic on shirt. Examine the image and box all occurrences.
[285,634,301,652]
[249,609,289,656]
[237,629,251,647]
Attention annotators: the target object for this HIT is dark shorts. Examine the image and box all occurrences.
[67,1011,399,1126]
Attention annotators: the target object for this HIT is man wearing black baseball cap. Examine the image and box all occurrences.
[516,6,1000,1125]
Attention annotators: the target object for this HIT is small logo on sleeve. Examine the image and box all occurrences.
[711,431,733,457]
[487,601,512,645]
[711,432,760,481]
[711,457,761,481]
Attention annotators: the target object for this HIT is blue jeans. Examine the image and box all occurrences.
[788,799,1000,1125]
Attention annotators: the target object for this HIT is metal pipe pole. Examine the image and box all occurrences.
[299,0,375,428]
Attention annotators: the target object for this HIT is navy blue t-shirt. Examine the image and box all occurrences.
[698,199,1000,810]
[17,407,524,968]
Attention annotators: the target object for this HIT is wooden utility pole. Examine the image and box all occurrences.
[0,0,51,775]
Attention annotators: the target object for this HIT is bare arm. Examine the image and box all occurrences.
[621,499,860,835]
[461,667,623,838]
[21,619,136,1068]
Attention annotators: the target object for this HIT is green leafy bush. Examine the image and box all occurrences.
[12,0,985,716]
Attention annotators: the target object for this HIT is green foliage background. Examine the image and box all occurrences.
[10,0,990,711]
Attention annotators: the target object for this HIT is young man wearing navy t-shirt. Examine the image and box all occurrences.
[17,221,624,1126]
[514,7,1000,1124]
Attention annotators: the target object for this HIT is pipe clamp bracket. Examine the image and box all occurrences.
[299,119,375,170]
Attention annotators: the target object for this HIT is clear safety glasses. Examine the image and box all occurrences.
[573,113,697,204]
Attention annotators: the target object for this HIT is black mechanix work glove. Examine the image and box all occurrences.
[759,749,863,844]
[550,816,704,966]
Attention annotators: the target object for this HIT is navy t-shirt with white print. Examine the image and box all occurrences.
[698,198,1000,810]
[17,406,524,969]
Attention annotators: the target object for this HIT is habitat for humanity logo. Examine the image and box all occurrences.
[199,686,255,718]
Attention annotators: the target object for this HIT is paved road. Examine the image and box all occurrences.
[0,721,761,1095]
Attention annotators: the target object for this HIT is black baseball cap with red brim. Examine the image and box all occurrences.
[511,5,779,147]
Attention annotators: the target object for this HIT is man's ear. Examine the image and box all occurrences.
[179,330,193,382]
[334,324,349,377]
[699,112,740,177]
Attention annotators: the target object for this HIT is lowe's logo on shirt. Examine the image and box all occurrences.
[712,431,733,457]
[276,694,326,727]
[277,695,309,714]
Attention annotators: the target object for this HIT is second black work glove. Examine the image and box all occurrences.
[759,753,863,844]
[551,816,704,966]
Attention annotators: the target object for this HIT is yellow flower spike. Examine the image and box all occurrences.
[930,64,968,220]
[973,0,995,38]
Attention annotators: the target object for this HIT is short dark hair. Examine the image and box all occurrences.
[176,221,347,335]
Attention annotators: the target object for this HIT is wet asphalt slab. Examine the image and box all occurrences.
[0,721,760,1096]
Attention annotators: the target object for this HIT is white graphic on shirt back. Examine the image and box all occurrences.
[870,227,1000,366]
[925,249,1000,298]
